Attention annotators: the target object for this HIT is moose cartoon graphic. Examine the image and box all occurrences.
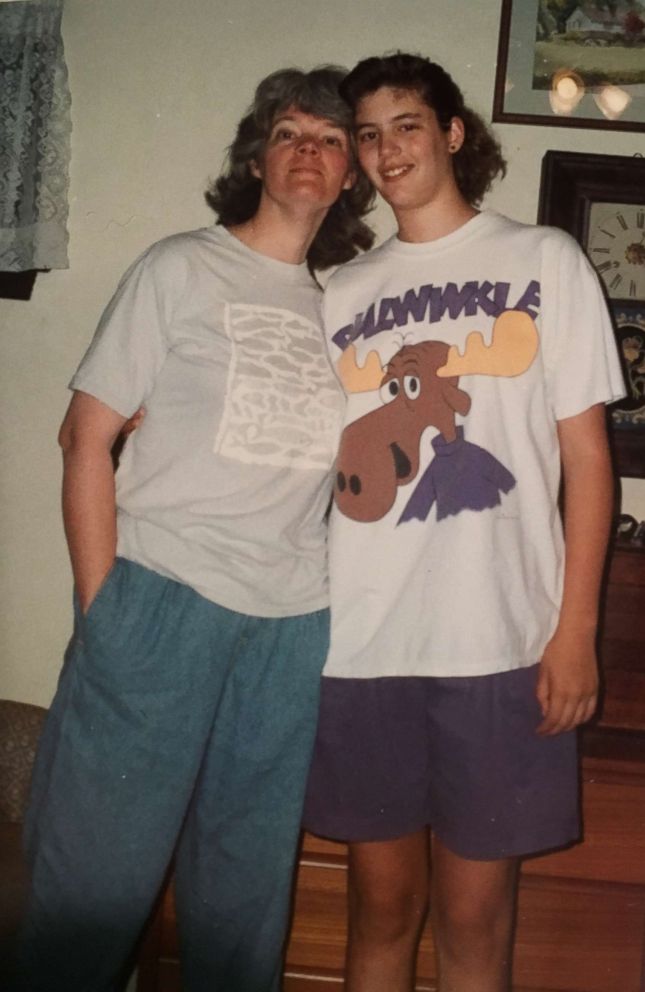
[333,309,539,524]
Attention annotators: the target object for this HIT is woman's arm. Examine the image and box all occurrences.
[59,390,128,613]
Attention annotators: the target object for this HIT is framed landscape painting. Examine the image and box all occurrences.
[493,0,645,131]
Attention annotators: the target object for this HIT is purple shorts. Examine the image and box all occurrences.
[303,664,580,860]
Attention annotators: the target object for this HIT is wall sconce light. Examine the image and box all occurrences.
[593,85,632,121]
[549,69,584,116]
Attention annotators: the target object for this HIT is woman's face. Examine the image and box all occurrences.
[252,106,355,214]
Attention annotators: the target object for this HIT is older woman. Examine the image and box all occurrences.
[16,66,373,992]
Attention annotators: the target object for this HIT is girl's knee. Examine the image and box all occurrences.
[350,882,428,945]
[433,881,516,958]
[432,846,518,941]
[347,833,430,946]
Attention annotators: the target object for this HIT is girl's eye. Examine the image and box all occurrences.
[324,135,343,147]
[275,128,295,141]
[358,131,377,144]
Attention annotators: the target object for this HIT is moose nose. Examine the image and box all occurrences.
[336,471,361,496]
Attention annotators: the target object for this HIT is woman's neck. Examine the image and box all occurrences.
[229,196,325,265]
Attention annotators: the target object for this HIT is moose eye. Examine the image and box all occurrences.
[403,375,420,399]
[379,379,399,405]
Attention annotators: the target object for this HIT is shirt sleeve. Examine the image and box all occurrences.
[542,229,626,422]
[70,240,187,417]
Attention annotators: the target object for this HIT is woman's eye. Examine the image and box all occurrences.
[403,375,421,400]
[358,131,376,143]
[324,135,343,147]
[379,379,400,405]
[275,128,294,141]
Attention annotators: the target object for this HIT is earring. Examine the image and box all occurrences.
[449,143,458,152]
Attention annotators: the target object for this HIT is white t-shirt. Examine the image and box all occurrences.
[71,225,344,618]
[322,211,625,678]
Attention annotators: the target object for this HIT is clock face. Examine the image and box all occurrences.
[587,202,645,300]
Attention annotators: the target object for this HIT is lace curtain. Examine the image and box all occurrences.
[0,0,71,272]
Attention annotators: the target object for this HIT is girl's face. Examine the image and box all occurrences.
[354,86,463,217]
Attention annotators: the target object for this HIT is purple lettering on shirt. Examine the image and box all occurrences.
[513,280,540,318]
[332,280,541,349]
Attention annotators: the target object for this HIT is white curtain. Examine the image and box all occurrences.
[0,0,71,271]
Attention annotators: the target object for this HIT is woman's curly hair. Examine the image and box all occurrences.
[206,66,375,271]
[339,53,506,207]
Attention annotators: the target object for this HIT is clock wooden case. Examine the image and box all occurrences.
[538,151,645,478]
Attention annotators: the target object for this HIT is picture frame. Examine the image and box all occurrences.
[493,0,645,132]
[537,150,645,478]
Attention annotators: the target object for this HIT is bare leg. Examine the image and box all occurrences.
[345,830,429,992]
[430,836,519,992]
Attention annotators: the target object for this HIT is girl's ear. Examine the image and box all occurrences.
[447,116,465,153]
[250,159,262,179]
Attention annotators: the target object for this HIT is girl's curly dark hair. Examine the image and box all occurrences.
[206,66,375,271]
[339,53,506,207]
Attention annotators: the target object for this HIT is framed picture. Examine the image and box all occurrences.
[538,150,645,477]
[493,0,645,132]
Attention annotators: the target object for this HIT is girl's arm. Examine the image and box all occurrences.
[536,403,614,736]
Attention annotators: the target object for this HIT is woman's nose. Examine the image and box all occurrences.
[296,135,320,154]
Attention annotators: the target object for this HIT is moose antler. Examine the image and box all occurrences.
[336,344,385,393]
[437,310,538,379]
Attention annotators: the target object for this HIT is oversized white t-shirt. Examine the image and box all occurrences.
[322,211,625,678]
[71,225,344,618]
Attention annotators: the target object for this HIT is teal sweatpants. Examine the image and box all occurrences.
[17,558,329,992]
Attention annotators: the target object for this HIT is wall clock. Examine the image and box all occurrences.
[587,202,645,301]
[538,151,645,478]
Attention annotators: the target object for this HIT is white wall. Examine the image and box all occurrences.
[2,0,644,706]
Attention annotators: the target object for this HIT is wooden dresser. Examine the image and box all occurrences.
[137,546,645,992]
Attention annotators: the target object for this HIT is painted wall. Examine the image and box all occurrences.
[2,0,644,705]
